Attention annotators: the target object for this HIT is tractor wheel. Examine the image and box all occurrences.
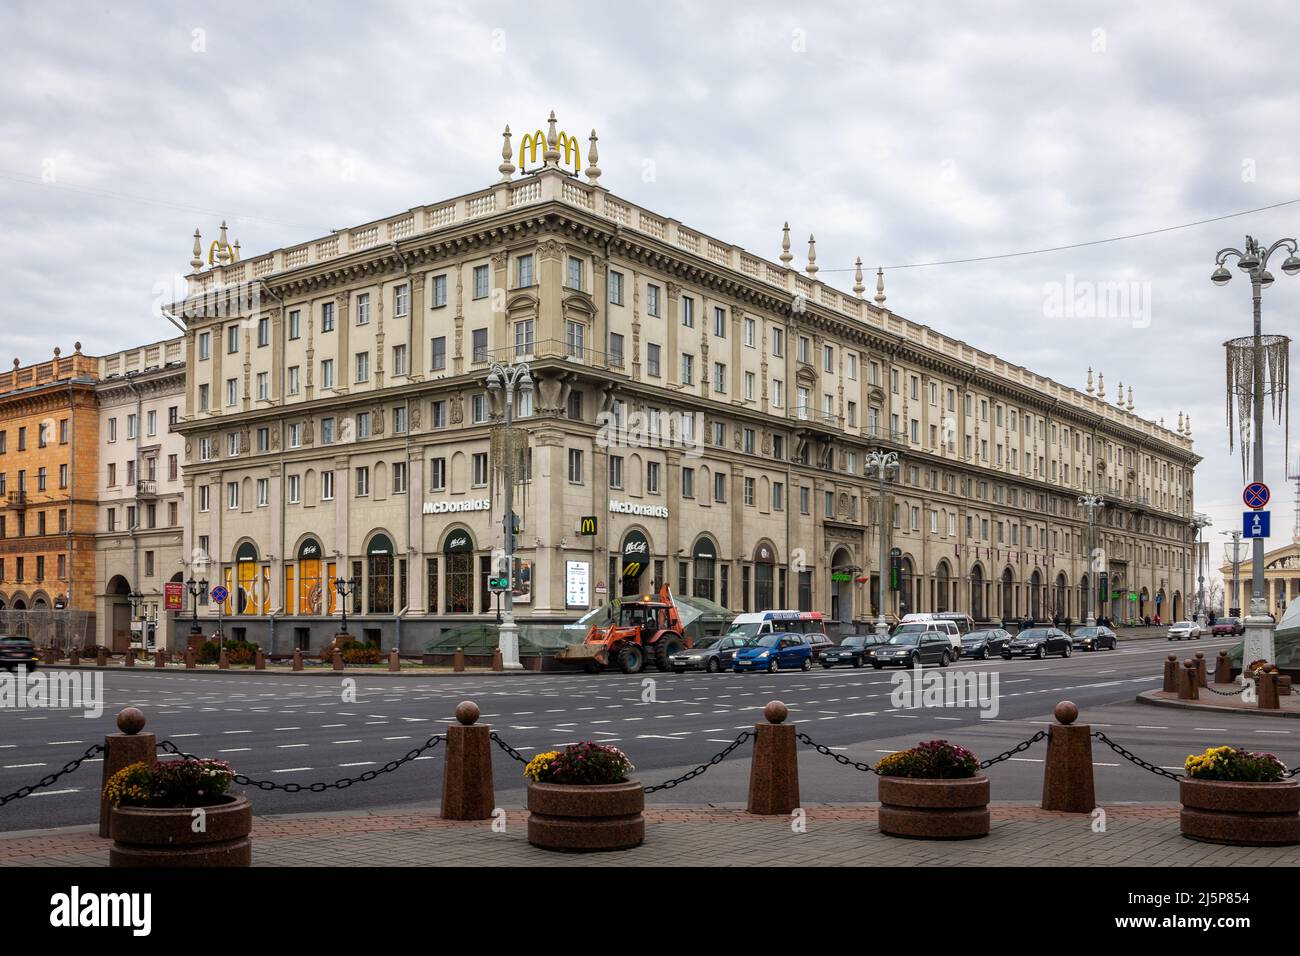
[618,644,645,674]
[654,634,684,672]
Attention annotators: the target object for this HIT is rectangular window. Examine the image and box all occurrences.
[472,452,488,486]
[392,344,408,377]
[609,332,624,367]
[431,457,447,491]
[355,351,370,383]
[257,478,269,507]
[713,306,727,337]
[567,256,583,290]
[682,468,695,498]
[288,365,301,395]
[516,254,534,289]
[321,301,335,333]
[198,331,211,360]
[226,378,238,406]
[432,400,446,428]
[647,343,661,378]
[566,321,585,358]
[681,354,694,386]
[647,284,661,317]
[743,317,756,347]
[431,336,447,371]
[227,325,239,353]
[287,474,300,504]
[393,405,408,434]
[568,448,584,484]
[609,455,624,489]
[320,359,334,389]
[647,461,660,494]
[681,296,694,328]
[472,394,488,423]
[356,412,371,439]
[473,264,490,299]
[256,371,269,401]
[609,269,623,305]
[714,472,727,503]
[322,471,335,500]
[432,274,447,308]
[288,310,301,339]
[356,292,370,325]
[472,328,488,363]
[354,467,370,497]
[393,283,409,318]
[392,461,407,494]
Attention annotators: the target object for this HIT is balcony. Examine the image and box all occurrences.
[792,404,841,431]
[474,337,617,371]
[2,491,27,511]
[136,480,158,499]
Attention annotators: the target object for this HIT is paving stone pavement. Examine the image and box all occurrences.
[4,803,1300,866]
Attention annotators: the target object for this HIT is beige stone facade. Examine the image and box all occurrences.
[170,116,1201,653]
[1220,541,1300,618]
[94,338,187,650]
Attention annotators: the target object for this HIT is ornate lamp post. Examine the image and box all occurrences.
[865,451,900,636]
[1078,494,1105,627]
[334,576,358,635]
[1212,235,1299,660]
[1189,513,1212,626]
[128,589,143,652]
[486,360,533,670]
[1221,530,1245,618]
[185,577,208,636]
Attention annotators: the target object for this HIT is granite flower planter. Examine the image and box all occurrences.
[1179,779,1300,846]
[527,780,645,852]
[109,794,252,866]
[877,775,990,839]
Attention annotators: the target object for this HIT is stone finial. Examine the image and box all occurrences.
[190,228,203,271]
[1116,380,1124,405]
[53,346,61,358]
[499,125,515,182]
[232,239,241,261]
[1177,411,1184,433]
[1160,416,1165,428]
[12,358,18,371]
[1098,372,1105,400]
[544,110,560,165]
[1086,366,1094,395]
[1185,414,1191,437]
[874,267,887,305]
[805,234,818,277]
[216,221,231,265]
[853,257,865,297]
[74,341,82,353]
[585,129,601,183]
[779,222,793,265]
[1126,385,1134,411]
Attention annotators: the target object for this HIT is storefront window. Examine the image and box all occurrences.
[444,530,474,614]
[692,537,716,602]
[367,534,395,614]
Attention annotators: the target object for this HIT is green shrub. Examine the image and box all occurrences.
[198,639,259,665]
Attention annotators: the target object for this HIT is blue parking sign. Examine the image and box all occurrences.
[1243,511,1270,539]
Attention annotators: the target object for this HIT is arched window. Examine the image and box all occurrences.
[444,530,475,614]
[754,543,776,610]
[293,538,324,615]
[621,530,651,597]
[368,534,395,614]
[692,537,717,602]
[970,565,985,620]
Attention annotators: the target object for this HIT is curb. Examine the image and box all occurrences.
[1134,689,1300,719]
[26,664,544,678]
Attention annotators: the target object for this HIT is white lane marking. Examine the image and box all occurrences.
[272,767,313,773]
[27,788,78,797]
[338,761,376,768]
[3,763,46,769]
[331,739,362,744]
[277,743,309,748]
[218,748,251,754]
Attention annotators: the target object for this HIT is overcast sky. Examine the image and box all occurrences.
[3,0,1299,582]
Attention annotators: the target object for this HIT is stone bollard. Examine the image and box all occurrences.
[99,708,156,838]
[1162,654,1179,693]
[1194,652,1208,688]
[96,648,108,667]
[292,648,303,672]
[1178,659,1199,700]
[218,649,230,670]
[747,701,800,815]
[491,648,503,672]
[388,648,400,672]
[184,648,195,669]
[1280,676,1292,698]
[1041,701,1095,813]
[69,647,80,666]
[453,647,465,673]
[43,646,58,666]
[332,650,344,672]
[124,649,135,668]
[1214,651,1232,685]
[255,648,265,671]
[441,701,495,820]
[1259,671,1281,710]
[154,650,165,668]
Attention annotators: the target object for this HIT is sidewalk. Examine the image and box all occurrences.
[4,804,1297,866]
[1138,686,1300,718]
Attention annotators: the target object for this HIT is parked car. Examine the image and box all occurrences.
[1211,617,1245,637]
[820,633,889,668]
[0,635,39,673]
[1070,626,1118,651]
[870,631,955,669]
[899,612,977,636]
[960,628,1012,659]
[1167,621,1202,641]
[801,630,835,660]
[732,634,813,673]
[669,634,751,673]
[1002,627,1073,659]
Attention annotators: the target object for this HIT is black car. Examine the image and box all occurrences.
[961,628,1012,660]
[0,635,39,673]
[870,631,955,669]
[669,634,751,674]
[1003,627,1073,659]
[821,633,888,668]
[1070,626,1118,651]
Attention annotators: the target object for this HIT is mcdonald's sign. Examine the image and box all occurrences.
[578,515,598,536]
[519,127,582,173]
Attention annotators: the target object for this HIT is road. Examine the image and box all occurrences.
[0,634,1268,832]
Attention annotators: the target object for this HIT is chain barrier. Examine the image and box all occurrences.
[0,743,105,806]
[643,731,754,793]
[489,732,531,765]
[796,732,877,773]
[1202,683,1247,697]
[1092,731,1184,780]
[978,731,1049,769]
[157,735,445,792]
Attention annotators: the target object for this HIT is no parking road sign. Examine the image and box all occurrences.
[1244,482,1271,510]
[210,585,229,603]
[1243,511,1271,539]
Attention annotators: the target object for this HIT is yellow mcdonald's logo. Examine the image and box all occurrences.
[623,561,643,579]
[518,127,583,172]
[579,516,598,535]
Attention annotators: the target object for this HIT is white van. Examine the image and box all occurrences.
[892,617,962,653]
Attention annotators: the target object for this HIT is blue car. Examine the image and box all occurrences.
[732,634,813,673]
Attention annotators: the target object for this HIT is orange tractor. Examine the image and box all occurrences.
[555,584,690,674]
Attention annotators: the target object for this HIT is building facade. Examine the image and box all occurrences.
[171,115,1200,653]
[94,338,187,651]
[0,346,100,622]
[1220,541,1300,619]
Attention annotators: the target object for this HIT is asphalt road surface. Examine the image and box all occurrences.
[0,634,1267,833]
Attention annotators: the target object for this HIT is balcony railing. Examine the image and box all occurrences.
[136,480,158,498]
[792,405,841,430]
[3,491,27,510]
[473,338,617,370]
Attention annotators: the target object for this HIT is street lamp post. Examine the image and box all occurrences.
[1221,530,1244,618]
[865,451,899,636]
[486,360,533,670]
[1189,514,1212,626]
[334,576,357,635]
[128,589,143,655]
[1212,235,1300,661]
[1078,494,1105,628]
[185,577,208,636]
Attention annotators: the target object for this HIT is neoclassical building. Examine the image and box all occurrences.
[1220,541,1300,618]
[170,114,1200,653]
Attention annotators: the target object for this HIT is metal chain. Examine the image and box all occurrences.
[643,731,754,793]
[796,732,877,773]
[157,735,444,792]
[489,731,530,765]
[0,744,105,806]
[1092,731,1184,780]
[1202,683,1247,696]
[978,731,1049,769]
